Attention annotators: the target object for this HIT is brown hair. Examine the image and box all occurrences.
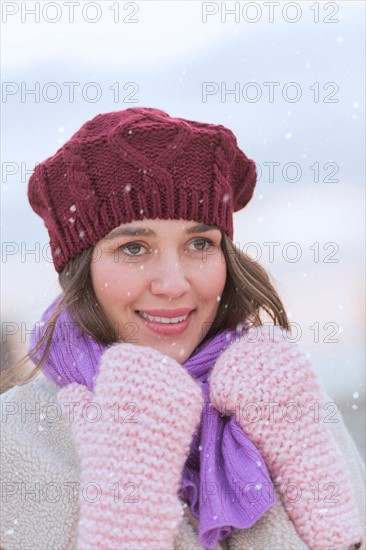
[1,232,290,393]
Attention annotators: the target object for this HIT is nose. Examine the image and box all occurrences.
[150,254,191,298]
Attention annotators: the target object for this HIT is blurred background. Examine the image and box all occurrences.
[1,1,365,457]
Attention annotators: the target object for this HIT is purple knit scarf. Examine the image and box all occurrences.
[29,294,276,549]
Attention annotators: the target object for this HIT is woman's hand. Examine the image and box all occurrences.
[57,342,204,550]
[208,325,362,550]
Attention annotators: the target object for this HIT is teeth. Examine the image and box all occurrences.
[138,311,189,324]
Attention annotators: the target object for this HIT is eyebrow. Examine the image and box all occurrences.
[103,223,219,241]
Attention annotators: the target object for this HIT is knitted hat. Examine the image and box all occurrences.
[28,107,257,273]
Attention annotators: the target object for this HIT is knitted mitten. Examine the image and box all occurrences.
[208,325,362,550]
[57,342,204,550]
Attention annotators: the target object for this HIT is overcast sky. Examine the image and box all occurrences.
[1,2,365,409]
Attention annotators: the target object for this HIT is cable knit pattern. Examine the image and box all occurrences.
[27,107,257,272]
[57,342,203,550]
[209,325,363,550]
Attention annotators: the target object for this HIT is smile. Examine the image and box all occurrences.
[134,309,194,336]
[137,311,189,324]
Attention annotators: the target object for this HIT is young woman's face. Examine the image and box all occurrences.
[90,218,227,364]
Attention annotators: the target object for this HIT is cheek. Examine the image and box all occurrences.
[194,252,227,300]
[90,260,144,304]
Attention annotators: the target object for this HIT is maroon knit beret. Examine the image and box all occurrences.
[28,107,257,273]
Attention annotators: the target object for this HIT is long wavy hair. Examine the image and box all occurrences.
[1,231,290,393]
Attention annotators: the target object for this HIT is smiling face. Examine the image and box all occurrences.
[90,218,227,364]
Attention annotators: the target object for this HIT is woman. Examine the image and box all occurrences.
[1,107,364,550]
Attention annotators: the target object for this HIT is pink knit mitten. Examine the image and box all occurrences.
[57,343,204,550]
[209,325,362,550]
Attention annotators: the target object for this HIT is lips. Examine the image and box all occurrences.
[136,308,194,318]
[138,311,189,324]
[134,309,194,336]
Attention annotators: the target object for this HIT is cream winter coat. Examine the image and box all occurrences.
[1,374,365,550]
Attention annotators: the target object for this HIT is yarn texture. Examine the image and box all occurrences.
[57,343,204,549]
[28,295,276,549]
[1,344,364,549]
[27,107,257,272]
[209,325,363,550]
